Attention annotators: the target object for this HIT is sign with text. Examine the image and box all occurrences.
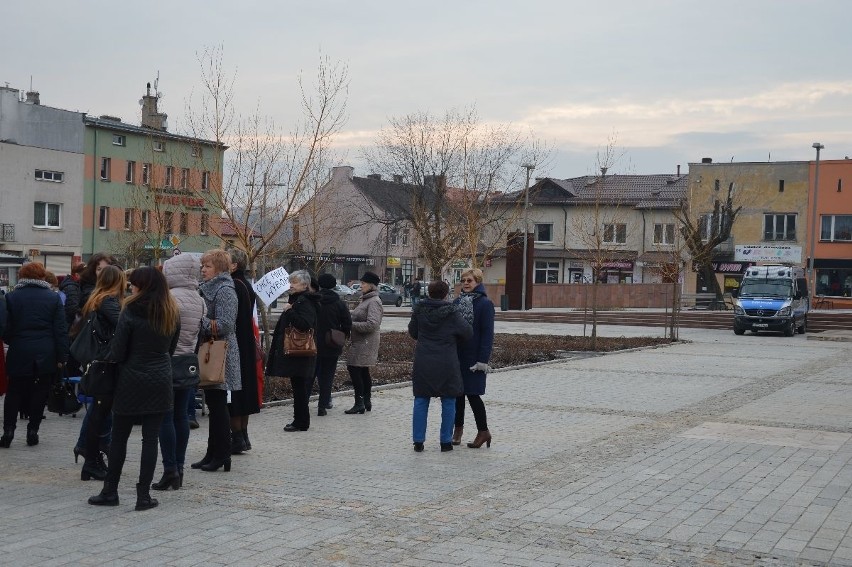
[253,267,290,306]
[735,244,802,263]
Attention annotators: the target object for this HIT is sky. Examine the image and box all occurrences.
[3,0,851,183]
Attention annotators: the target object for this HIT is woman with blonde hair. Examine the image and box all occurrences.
[88,267,180,511]
[73,265,126,482]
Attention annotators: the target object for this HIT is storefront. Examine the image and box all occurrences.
[814,259,852,297]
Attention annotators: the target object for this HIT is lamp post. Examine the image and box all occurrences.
[521,164,535,310]
[808,143,824,298]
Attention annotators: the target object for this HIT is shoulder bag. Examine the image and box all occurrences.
[325,328,346,349]
[48,368,84,415]
[171,353,200,389]
[198,319,228,387]
[284,326,317,357]
[80,360,117,397]
[70,311,111,365]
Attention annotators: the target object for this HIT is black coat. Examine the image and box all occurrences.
[316,289,352,358]
[59,276,82,329]
[231,270,260,415]
[3,282,69,377]
[0,294,6,338]
[266,290,320,379]
[107,301,179,416]
[408,299,472,398]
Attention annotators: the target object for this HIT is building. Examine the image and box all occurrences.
[808,159,852,307]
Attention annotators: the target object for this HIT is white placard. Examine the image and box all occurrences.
[252,267,290,306]
[735,244,802,263]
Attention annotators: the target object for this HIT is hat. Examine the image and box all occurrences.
[360,271,380,285]
[310,274,320,291]
[318,273,337,289]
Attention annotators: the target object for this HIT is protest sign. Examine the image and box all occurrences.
[253,267,290,306]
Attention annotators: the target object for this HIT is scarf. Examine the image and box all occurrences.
[14,279,52,290]
[457,291,482,325]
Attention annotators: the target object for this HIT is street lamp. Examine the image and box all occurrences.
[808,143,824,298]
[521,164,535,310]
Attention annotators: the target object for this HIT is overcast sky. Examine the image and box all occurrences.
[3,0,850,181]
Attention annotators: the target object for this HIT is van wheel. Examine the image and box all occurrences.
[734,327,745,336]
[784,320,795,337]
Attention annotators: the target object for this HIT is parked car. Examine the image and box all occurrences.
[349,282,403,307]
[332,284,355,298]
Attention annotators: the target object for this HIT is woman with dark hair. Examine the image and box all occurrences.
[266,270,320,431]
[1,262,69,448]
[88,266,180,511]
[344,271,383,414]
[226,247,260,454]
[59,263,85,329]
[191,249,241,472]
[74,266,126,481]
[313,273,352,416]
[453,268,495,449]
[77,253,120,314]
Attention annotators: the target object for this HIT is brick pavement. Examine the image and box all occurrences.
[1,318,851,566]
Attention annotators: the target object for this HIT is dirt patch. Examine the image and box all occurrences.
[263,332,674,402]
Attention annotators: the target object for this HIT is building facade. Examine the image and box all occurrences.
[809,159,852,307]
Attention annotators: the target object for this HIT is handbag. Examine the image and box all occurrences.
[283,326,317,357]
[325,328,346,349]
[70,311,111,365]
[171,353,200,389]
[80,360,117,397]
[198,320,228,388]
[47,370,83,415]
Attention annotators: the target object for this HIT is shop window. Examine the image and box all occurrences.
[534,261,559,283]
[816,269,852,297]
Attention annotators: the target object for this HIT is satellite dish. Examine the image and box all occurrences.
[138,99,144,106]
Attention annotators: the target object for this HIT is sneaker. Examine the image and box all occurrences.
[189,419,200,430]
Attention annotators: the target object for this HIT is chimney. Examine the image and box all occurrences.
[367,173,381,180]
[701,157,713,164]
[140,82,168,131]
[392,174,403,183]
[331,166,354,182]
[25,91,40,105]
[424,174,447,190]
[676,164,681,176]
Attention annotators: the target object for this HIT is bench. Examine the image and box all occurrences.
[680,293,730,311]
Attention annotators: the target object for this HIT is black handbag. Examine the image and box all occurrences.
[171,353,200,389]
[47,371,83,415]
[70,311,111,365]
[80,360,117,397]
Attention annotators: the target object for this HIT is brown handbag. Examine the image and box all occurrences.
[283,326,317,357]
[198,320,228,387]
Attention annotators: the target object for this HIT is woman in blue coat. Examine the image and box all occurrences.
[453,268,495,449]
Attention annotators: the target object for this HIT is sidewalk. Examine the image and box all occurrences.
[1,320,851,566]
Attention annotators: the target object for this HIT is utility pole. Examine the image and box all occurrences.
[521,164,535,310]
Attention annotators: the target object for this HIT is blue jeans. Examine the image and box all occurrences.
[159,388,192,470]
[412,397,456,444]
[75,400,113,452]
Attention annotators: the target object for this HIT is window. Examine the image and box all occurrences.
[402,227,409,246]
[699,213,728,241]
[816,268,852,297]
[779,180,785,193]
[112,134,126,146]
[153,140,165,152]
[390,226,400,245]
[653,223,676,245]
[534,261,560,284]
[201,171,210,192]
[163,211,173,233]
[191,145,202,158]
[603,223,627,244]
[33,202,61,229]
[179,212,188,235]
[200,213,209,235]
[141,210,150,231]
[35,169,64,183]
[125,161,135,184]
[142,163,151,185]
[98,206,109,229]
[165,166,174,188]
[764,214,796,241]
[100,157,111,181]
[181,168,189,189]
[821,215,852,242]
[124,208,135,231]
[534,223,553,243]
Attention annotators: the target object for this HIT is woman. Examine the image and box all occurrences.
[453,268,495,448]
[191,249,241,472]
[408,281,471,452]
[87,267,179,511]
[75,266,125,481]
[266,270,319,431]
[1,262,69,448]
[77,253,120,316]
[227,248,260,453]
[59,263,85,330]
[344,271,383,415]
[152,253,206,491]
[312,273,352,416]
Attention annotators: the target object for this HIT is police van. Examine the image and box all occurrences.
[731,265,808,336]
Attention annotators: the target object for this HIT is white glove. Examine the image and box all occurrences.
[469,362,491,373]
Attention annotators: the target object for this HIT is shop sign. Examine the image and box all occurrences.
[451,260,468,268]
[387,257,401,267]
[735,244,802,263]
[601,260,633,269]
[293,253,371,263]
[710,261,753,274]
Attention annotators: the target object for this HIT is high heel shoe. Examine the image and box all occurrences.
[452,426,463,446]
[344,398,366,414]
[73,446,83,463]
[467,429,492,449]
[200,458,231,472]
[190,452,212,469]
[81,460,108,481]
[151,469,181,490]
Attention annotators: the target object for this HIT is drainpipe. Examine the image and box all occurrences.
[91,127,98,255]
[641,210,647,283]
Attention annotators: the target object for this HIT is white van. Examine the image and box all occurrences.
[731,265,809,336]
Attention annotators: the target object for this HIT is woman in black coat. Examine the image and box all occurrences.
[1,262,69,448]
[88,267,179,512]
[408,280,472,452]
[312,274,352,416]
[266,270,320,432]
[227,248,260,453]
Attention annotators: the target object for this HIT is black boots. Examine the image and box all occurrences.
[452,426,464,446]
[231,430,247,455]
[88,482,119,506]
[0,428,13,448]
[81,453,108,481]
[440,442,454,452]
[243,429,251,451]
[200,458,231,472]
[26,425,39,446]
[190,452,212,469]
[344,396,366,414]
[151,468,181,491]
[135,483,159,511]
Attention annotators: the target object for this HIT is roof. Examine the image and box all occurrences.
[219,219,260,238]
[83,116,225,149]
[351,175,446,220]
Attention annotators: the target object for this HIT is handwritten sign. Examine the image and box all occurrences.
[253,267,290,306]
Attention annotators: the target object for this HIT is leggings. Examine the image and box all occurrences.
[106,412,165,488]
[454,394,488,431]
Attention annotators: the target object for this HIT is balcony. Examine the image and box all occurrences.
[0,223,14,242]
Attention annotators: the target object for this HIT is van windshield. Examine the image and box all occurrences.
[739,279,792,298]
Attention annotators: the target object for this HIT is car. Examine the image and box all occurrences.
[348,282,403,307]
[332,284,355,298]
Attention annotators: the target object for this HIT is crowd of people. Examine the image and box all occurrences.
[0,254,496,511]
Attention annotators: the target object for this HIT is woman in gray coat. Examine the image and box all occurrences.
[344,271,384,414]
[191,249,241,473]
[408,281,472,452]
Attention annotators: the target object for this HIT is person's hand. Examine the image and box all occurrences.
[469,362,491,373]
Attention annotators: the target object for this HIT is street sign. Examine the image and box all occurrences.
[173,248,181,256]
